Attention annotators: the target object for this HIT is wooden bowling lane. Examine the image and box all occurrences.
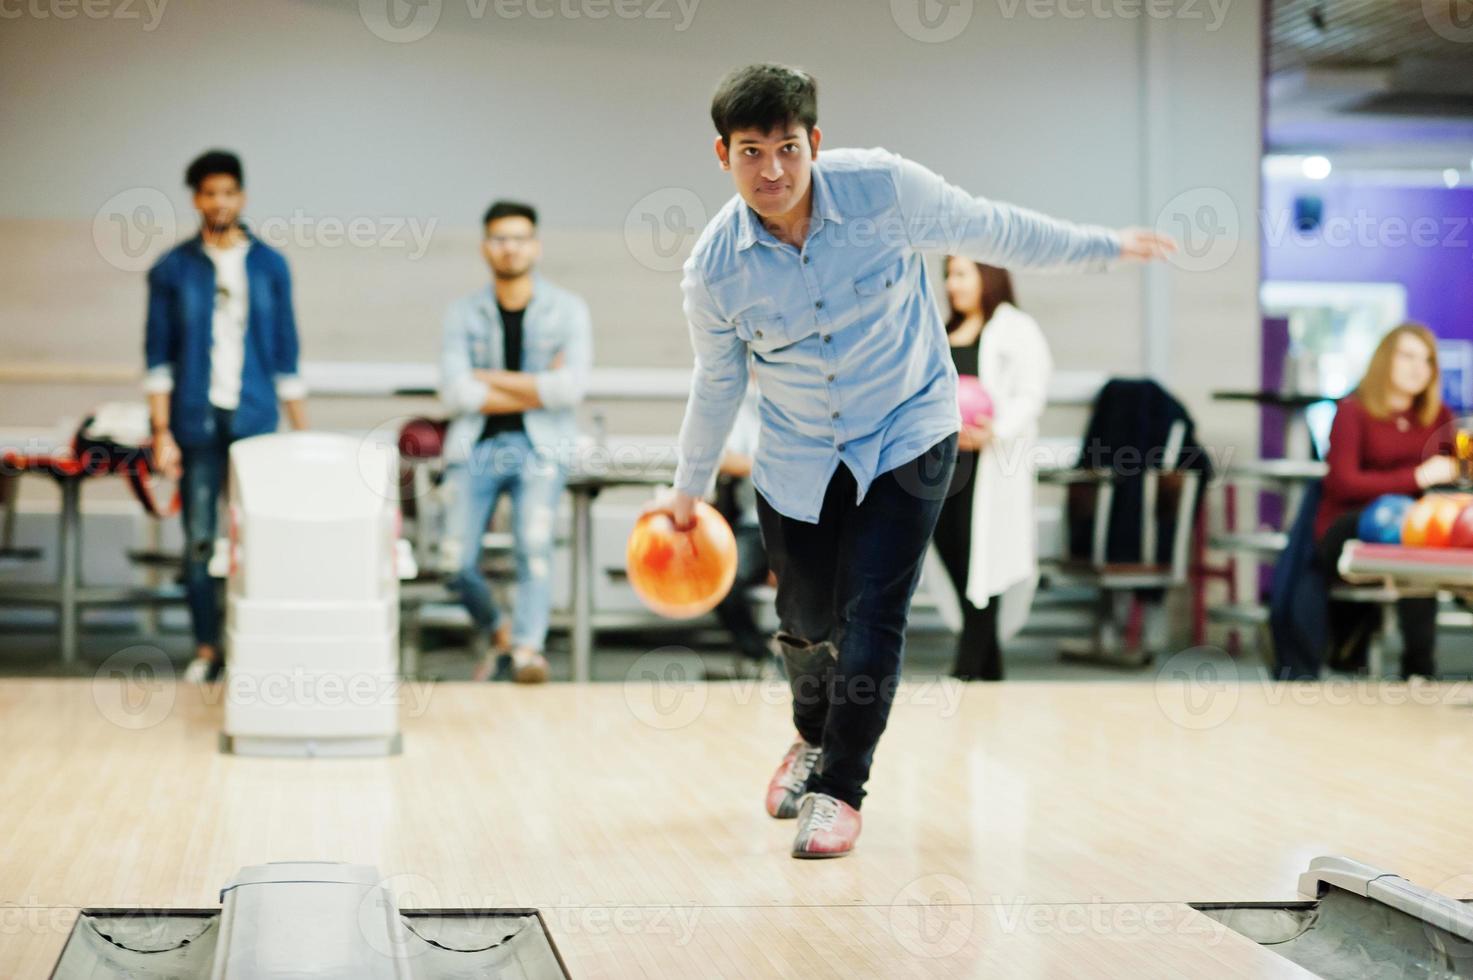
[2,673,1472,976]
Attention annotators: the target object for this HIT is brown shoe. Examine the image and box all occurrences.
[511,647,550,684]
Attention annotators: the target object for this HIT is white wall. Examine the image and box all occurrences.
[0,0,1260,460]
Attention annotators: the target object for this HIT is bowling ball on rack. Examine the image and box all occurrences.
[1401,493,1473,548]
[1449,501,1473,550]
[1356,494,1415,544]
[625,500,738,619]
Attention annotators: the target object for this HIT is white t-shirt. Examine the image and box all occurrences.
[203,239,250,410]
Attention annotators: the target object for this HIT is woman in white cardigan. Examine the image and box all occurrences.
[932,259,1053,680]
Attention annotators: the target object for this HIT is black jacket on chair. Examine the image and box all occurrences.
[1069,378,1214,566]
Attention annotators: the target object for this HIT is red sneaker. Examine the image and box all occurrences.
[791,793,861,859]
[765,739,821,819]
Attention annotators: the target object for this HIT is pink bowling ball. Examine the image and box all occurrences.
[957,375,995,425]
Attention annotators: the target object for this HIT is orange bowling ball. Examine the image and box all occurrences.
[626,500,738,618]
[1401,493,1473,548]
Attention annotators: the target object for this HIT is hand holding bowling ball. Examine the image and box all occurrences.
[957,375,994,427]
[626,499,738,619]
[640,486,698,530]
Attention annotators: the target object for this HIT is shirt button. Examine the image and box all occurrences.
[814,300,824,310]
[826,373,836,382]
[802,255,810,264]
[837,443,846,452]
[755,329,763,338]
[822,334,832,343]
[831,411,840,419]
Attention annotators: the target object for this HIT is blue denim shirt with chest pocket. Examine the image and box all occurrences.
[672,146,1122,523]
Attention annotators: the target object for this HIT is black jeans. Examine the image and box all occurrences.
[1317,509,1437,678]
[713,521,771,661]
[932,448,1004,680]
[756,433,958,809]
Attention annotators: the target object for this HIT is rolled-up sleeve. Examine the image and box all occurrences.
[672,259,749,499]
[142,262,176,393]
[275,375,308,401]
[143,365,174,394]
[889,151,1121,271]
[438,301,489,416]
[534,295,593,410]
[272,260,307,400]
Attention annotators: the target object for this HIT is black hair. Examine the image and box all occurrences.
[482,200,538,230]
[709,63,818,148]
[185,150,243,192]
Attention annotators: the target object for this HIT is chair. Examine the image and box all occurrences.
[396,417,449,570]
[1039,465,1202,666]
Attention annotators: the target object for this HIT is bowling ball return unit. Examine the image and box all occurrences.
[1195,856,1473,979]
[48,862,570,979]
[49,857,1471,978]
[216,433,417,758]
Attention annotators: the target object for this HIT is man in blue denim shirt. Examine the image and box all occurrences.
[144,150,308,684]
[438,201,593,684]
[649,65,1176,858]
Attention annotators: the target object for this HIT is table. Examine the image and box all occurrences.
[0,451,183,665]
[1211,390,1335,463]
[563,468,674,683]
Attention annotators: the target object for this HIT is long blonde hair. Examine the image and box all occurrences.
[1355,322,1442,427]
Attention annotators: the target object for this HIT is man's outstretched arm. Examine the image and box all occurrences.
[889,151,1175,269]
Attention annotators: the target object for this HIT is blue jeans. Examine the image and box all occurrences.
[179,408,236,648]
[756,433,958,809]
[447,432,566,652]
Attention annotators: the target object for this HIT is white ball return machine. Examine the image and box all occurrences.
[213,431,416,757]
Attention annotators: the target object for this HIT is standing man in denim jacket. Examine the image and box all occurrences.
[144,150,308,684]
[646,64,1177,858]
[438,201,593,684]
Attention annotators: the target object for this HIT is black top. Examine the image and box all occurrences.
[947,332,981,497]
[950,335,979,378]
[479,304,528,441]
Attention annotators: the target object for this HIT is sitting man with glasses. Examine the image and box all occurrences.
[437,200,594,683]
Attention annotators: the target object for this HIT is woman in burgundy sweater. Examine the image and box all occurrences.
[1316,323,1457,678]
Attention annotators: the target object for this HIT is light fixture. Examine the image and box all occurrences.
[1302,156,1333,181]
[1445,169,1462,189]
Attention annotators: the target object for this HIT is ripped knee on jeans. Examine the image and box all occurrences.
[773,632,838,671]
